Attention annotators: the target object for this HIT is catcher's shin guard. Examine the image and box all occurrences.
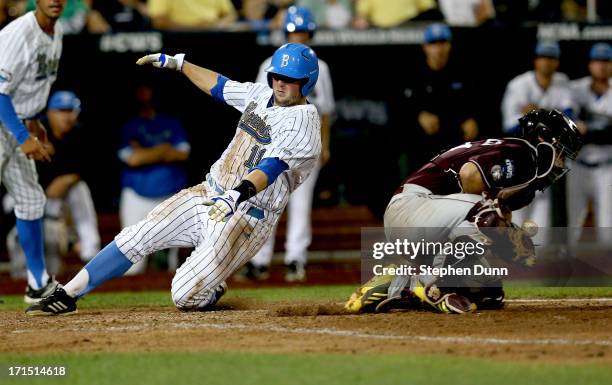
[344,266,397,313]
[411,281,476,314]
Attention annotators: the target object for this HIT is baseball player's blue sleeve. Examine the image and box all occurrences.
[117,120,137,163]
[253,157,289,186]
[211,74,230,104]
[0,93,29,144]
[168,117,191,153]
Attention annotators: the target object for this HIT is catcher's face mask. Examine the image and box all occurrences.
[535,142,568,191]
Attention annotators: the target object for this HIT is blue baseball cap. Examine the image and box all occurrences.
[535,41,560,59]
[589,43,612,61]
[423,23,452,44]
[48,90,81,111]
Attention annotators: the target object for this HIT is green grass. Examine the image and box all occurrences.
[2,285,612,312]
[0,351,610,385]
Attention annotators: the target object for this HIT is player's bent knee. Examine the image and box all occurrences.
[170,279,219,311]
[172,297,198,312]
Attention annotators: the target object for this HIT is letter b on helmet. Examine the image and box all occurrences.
[265,43,319,97]
[281,54,290,67]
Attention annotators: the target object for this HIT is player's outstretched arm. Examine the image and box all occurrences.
[136,53,218,96]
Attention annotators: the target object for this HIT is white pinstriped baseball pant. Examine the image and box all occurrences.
[0,125,46,220]
[115,178,276,310]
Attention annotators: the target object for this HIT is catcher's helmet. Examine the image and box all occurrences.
[265,43,319,96]
[284,6,316,36]
[519,108,583,189]
[519,109,582,160]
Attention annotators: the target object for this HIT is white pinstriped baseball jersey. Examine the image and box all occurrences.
[0,11,63,119]
[114,79,321,310]
[0,11,62,222]
[566,76,612,240]
[501,71,574,132]
[210,80,321,213]
[569,76,612,163]
[256,57,335,115]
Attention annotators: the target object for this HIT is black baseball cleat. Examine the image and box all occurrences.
[196,282,228,312]
[25,287,77,316]
[24,277,59,304]
[234,261,270,282]
[285,261,306,282]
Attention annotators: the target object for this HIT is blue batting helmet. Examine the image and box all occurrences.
[265,43,319,97]
[284,6,316,36]
[48,90,81,112]
[590,42,612,61]
[423,23,452,44]
[535,40,560,59]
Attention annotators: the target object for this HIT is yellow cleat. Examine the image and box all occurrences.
[344,266,397,313]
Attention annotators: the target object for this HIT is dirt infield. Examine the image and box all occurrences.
[2,299,611,363]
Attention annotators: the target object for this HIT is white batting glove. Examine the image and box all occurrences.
[205,190,241,222]
[136,53,185,72]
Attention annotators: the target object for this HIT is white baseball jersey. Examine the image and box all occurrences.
[569,76,612,163]
[566,76,612,242]
[210,80,321,213]
[0,11,63,119]
[501,71,574,133]
[0,11,62,222]
[114,79,320,310]
[256,57,335,115]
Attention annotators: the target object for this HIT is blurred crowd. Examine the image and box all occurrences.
[1,0,612,33]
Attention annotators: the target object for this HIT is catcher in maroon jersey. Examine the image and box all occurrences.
[346,109,583,314]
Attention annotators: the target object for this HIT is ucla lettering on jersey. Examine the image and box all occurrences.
[238,102,272,144]
[35,53,60,81]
